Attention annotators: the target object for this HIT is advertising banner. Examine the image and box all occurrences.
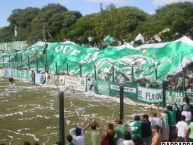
[64,75,86,91]
[3,68,12,77]
[35,73,46,84]
[0,69,3,77]
[110,82,137,98]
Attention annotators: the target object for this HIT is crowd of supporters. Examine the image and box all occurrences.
[1,95,193,145]
[2,77,193,145]
[53,105,186,145]
[3,66,193,145]
[64,96,193,145]
[0,96,192,145]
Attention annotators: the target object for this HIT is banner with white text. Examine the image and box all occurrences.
[138,86,162,103]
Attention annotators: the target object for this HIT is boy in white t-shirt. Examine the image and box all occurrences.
[176,115,188,138]
[122,131,134,145]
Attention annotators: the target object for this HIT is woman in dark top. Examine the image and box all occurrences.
[101,123,115,145]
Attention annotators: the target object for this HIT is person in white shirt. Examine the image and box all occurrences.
[150,113,162,127]
[181,109,192,124]
[176,115,188,138]
[122,131,134,145]
[69,127,85,145]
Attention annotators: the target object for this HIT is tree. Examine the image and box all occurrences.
[1,2,193,44]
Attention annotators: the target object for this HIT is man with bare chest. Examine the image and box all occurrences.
[151,125,162,145]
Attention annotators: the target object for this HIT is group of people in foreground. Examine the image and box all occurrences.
[1,96,193,145]
[64,96,193,145]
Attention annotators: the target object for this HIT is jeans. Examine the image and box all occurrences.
[169,126,177,141]
[143,136,152,145]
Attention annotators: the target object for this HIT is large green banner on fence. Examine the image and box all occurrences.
[2,36,193,83]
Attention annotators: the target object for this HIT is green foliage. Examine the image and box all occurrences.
[1,2,193,46]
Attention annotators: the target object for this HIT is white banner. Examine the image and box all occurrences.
[0,69,3,77]
[110,85,136,93]
[58,75,65,85]
[35,73,46,84]
[46,74,58,85]
[65,75,86,91]
[138,86,162,103]
[3,68,12,77]
[166,90,184,105]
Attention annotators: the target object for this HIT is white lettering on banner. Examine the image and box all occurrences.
[110,85,136,93]
[110,85,119,90]
[65,76,86,91]
[80,52,99,63]
[55,45,80,55]
[138,86,162,103]
[166,91,184,105]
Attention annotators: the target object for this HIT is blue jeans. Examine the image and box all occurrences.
[143,136,152,145]
[169,126,177,141]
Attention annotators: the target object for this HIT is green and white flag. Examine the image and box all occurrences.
[2,36,193,83]
[104,35,115,45]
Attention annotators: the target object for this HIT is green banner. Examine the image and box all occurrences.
[10,69,32,82]
[1,37,193,82]
[21,70,32,82]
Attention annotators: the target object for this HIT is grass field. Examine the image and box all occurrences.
[0,77,158,145]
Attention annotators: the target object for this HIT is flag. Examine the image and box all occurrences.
[104,35,115,45]
[135,33,144,44]
[14,25,17,37]
[88,36,93,42]
[154,34,161,42]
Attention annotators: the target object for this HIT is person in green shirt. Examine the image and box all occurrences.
[67,135,74,145]
[84,119,101,145]
[166,106,177,141]
[115,119,125,145]
[187,122,193,142]
[131,116,142,138]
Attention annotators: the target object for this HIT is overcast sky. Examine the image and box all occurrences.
[0,0,193,27]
